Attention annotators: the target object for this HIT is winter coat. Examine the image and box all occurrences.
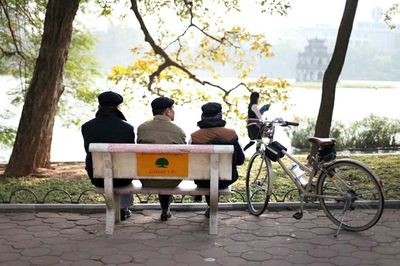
[81,107,135,187]
[190,117,245,188]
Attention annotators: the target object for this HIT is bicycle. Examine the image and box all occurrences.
[245,118,385,237]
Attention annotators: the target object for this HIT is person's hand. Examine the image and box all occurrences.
[260,104,270,114]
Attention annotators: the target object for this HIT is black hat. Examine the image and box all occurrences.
[201,102,222,118]
[151,97,175,114]
[98,91,123,107]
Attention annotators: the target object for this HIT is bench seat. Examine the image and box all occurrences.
[94,180,231,196]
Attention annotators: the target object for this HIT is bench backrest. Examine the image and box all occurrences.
[89,143,233,180]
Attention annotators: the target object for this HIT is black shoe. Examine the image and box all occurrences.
[193,195,202,202]
[204,208,210,218]
[160,210,171,221]
[120,209,132,221]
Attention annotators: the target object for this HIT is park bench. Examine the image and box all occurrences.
[89,143,233,235]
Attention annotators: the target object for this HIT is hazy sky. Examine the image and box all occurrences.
[80,0,399,33]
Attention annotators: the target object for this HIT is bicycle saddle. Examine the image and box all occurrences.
[307,137,336,146]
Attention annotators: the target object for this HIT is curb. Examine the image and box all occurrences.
[1,200,399,213]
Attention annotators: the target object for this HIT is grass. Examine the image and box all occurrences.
[0,154,399,204]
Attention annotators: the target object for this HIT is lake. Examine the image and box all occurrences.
[1,76,399,163]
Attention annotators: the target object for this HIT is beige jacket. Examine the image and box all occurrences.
[137,115,186,144]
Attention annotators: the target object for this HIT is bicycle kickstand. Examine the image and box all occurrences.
[293,194,304,220]
[334,200,351,238]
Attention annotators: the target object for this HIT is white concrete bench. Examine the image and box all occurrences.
[89,143,233,235]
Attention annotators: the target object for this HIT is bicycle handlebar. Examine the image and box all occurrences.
[263,118,299,127]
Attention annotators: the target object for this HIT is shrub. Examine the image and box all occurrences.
[287,116,344,151]
[288,114,400,151]
[344,114,400,149]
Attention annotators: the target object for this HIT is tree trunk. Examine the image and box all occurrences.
[4,0,80,177]
[310,0,358,157]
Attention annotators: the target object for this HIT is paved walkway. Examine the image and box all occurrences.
[0,208,399,266]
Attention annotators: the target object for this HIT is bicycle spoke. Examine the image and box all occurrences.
[318,159,384,232]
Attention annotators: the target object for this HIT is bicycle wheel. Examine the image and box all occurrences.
[317,159,384,232]
[246,151,272,215]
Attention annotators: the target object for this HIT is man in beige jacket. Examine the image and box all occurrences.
[137,96,186,221]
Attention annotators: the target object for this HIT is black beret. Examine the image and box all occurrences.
[98,91,123,107]
[201,102,222,118]
[151,97,175,111]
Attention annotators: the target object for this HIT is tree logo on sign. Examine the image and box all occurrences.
[155,158,169,168]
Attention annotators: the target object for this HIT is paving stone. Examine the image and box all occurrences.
[145,257,183,266]
[260,259,292,266]
[49,221,76,229]
[69,260,103,266]
[171,252,205,264]
[216,256,248,266]
[11,239,42,249]
[285,253,315,264]
[308,247,337,258]
[372,245,400,255]
[129,232,158,240]
[34,230,60,238]
[0,223,16,230]
[43,217,68,224]
[240,250,272,261]
[352,250,382,260]
[200,247,228,258]
[230,233,257,242]
[21,247,51,257]
[101,254,133,264]
[11,214,36,221]
[223,243,253,253]
[329,255,360,266]
[88,247,119,256]
[61,251,92,261]
[0,261,30,266]
[35,213,63,219]
[328,243,358,253]
[26,225,53,233]
[16,219,44,226]
[265,246,294,256]
[349,238,378,248]
[131,250,162,263]
[30,255,60,265]
[0,252,20,262]
[155,228,181,236]
[5,233,33,242]
[75,219,99,226]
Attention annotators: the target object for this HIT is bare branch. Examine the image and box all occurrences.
[130,0,246,98]
[0,0,26,60]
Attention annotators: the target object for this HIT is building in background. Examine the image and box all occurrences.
[296,38,330,82]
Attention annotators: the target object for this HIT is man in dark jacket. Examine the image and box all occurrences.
[190,102,245,217]
[81,91,135,220]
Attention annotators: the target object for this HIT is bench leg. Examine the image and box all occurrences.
[105,196,115,235]
[209,154,219,235]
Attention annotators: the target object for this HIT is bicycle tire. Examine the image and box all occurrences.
[245,151,272,216]
[317,159,384,232]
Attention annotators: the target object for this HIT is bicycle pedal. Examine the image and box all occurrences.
[292,211,303,220]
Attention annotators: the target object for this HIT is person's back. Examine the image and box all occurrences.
[190,102,244,216]
[136,96,186,221]
[81,91,135,220]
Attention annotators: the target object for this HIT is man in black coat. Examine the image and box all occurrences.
[81,91,135,220]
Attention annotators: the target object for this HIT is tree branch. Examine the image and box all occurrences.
[130,0,245,100]
[0,0,26,60]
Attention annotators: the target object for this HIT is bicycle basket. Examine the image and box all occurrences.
[318,145,336,162]
[265,141,287,161]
